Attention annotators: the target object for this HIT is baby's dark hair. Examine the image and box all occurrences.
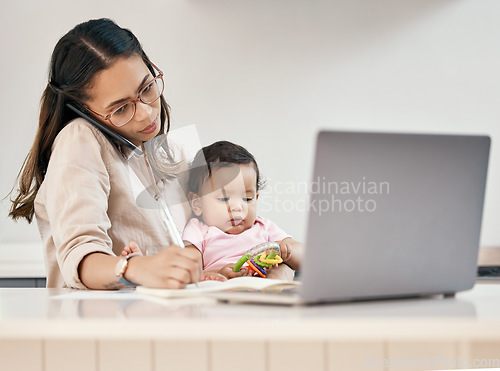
[188,141,264,194]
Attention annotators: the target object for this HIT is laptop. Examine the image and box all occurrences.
[210,130,491,305]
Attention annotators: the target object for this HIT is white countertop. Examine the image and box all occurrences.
[1,282,499,340]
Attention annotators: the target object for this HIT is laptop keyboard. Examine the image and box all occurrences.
[477,266,500,279]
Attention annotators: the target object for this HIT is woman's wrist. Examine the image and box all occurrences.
[123,254,149,287]
[116,254,140,286]
[79,252,133,290]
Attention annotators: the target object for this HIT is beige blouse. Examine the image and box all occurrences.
[34,118,192,288]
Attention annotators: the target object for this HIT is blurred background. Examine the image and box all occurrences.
[1,0,499,277]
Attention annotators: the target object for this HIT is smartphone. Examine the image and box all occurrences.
[66,103,143,155]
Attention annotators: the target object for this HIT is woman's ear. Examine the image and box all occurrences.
[188,192,203,216]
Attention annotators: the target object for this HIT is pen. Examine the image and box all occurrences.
[155,196,199,287]
[128,145,199,287]
[155,196,184,248]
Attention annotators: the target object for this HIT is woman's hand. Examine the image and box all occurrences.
[126,245,201,289]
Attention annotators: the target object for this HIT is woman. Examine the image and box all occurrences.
[9,18,201,289]
[10,18,295,289]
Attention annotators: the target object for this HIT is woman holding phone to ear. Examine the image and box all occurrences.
[8,18,202,289]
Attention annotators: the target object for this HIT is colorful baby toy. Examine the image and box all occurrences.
[233,242,283,277]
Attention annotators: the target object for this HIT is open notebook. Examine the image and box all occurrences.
[136,277,300,298]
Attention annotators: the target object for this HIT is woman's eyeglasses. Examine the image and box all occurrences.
[85,61,164,127]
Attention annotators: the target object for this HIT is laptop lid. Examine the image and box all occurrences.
[298,130,490,304]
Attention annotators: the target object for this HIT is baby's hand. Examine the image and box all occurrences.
[276,239,293,262]
[121,241,142,257]
[218,263,253,279]
[200,271,227,282]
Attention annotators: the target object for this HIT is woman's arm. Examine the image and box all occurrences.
[78,246,201,289]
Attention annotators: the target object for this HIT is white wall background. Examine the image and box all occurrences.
[1,0,499,267]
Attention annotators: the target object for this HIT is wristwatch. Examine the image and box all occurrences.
[115,254,139,287]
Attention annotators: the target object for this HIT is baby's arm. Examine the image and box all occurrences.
[184,242,202,265]
[265,263,295,281]
[183,243,231,281]
[276,237,304,271]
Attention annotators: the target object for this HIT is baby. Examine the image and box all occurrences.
[122,140,303,280]
[182,141,303,279]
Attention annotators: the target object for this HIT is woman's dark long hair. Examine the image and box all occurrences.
[9,18,171,223]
